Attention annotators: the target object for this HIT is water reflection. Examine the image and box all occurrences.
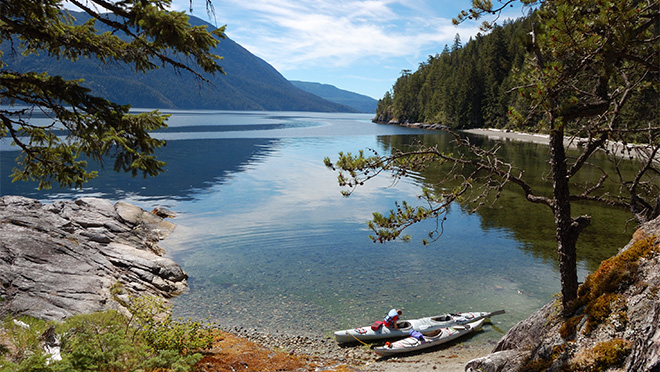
[0,110,638,343]
[1,110,414,202]
[375,132,633,273]
[1,138,281,204]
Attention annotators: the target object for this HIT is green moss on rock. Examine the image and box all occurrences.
[572,235,657,333]
[570,339,632,372]
[559,314,584,340]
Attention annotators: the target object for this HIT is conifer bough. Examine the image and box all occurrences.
[0,0,225,189]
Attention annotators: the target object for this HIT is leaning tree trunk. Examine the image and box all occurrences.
[549,127,580,311]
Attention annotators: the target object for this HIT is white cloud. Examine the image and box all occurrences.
[165,0,495,97]
[187,0,481,72]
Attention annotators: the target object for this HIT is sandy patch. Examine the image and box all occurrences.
[356,343,494,372]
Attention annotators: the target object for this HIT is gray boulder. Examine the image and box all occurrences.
[466,350,530,372]
[0,196,185,320]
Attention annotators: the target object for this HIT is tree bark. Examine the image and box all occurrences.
[549,127,579,311]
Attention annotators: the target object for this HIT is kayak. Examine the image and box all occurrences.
[373,318,485,356]
[333,309,503,343]
[334,310,503,343]
[373,319,485,356]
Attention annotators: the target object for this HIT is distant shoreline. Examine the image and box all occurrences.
[461,128,552,145]
[461,127,655,161]
[374,120,652,161]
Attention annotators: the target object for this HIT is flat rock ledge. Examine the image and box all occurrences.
[0,195,186,320]
[466,216,660,372]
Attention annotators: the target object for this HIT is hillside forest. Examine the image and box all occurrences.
[374,14,659,134]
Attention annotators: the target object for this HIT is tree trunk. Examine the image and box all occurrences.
[549,127,579,311]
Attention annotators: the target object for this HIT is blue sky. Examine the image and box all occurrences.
[170,0,530,99]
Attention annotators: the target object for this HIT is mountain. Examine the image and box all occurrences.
[1,12,356,113]
[290,81,377,113]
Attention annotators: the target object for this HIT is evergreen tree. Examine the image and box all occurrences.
[0,0,225,189]
[334,0,659,313]
[481,25,510,126]
[451,33,462,52]
[374,16,531,128]
[375,91,394,123]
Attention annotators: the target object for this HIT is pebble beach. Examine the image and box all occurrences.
[227,325,498,371]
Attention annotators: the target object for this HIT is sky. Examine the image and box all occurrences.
[169,0,530,100]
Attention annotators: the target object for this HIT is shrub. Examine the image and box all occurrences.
[0,295,215,372]
[57,310,151,371]
[1,317,51,364]
[127,296,215,354]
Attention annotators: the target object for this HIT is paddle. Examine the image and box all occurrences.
[487,309,506,317]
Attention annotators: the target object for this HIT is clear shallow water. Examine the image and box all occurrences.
[0,110,632,345]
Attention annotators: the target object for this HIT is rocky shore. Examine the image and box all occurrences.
[224,325,496,371]
[0,195,482,371]
[0,195,186,320]
[226,325,372,361]
[466,216,660,372]
[2,194,657,371]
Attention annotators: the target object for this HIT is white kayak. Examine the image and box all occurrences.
[373,318,485,356]
[333,310,503,343]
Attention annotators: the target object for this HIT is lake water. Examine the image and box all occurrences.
[0,110,633,345]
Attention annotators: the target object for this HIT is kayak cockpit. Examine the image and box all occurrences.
[430,315,452,322]
[396,321,412,330]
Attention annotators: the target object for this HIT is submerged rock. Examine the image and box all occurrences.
[0,196,186,320]
[466,216,660,372]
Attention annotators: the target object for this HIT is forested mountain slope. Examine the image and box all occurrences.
[1,12,355,112]
[290,81,377,113]
[375,17,532,128]
[375,15,658,130]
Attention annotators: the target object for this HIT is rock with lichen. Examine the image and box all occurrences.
[466,216,660,372]
[0,195,186,320]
